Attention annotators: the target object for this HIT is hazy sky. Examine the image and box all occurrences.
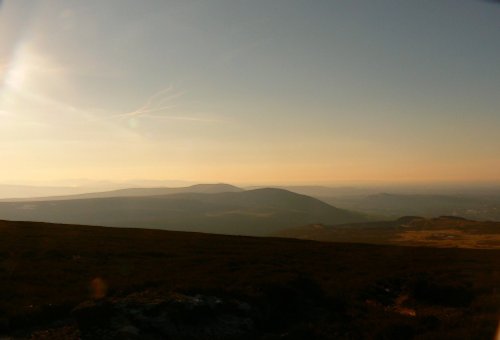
[0,0,499,185]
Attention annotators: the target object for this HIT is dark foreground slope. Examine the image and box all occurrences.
[0,220,499,339]
[0,188,366,236]
[277,216,500,249]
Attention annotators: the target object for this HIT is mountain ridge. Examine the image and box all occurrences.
[0,183,243,202]
[0,188,367,236]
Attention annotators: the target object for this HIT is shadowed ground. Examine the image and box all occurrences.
[0,220,499,339]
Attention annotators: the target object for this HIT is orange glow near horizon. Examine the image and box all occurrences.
[0,1,499,187]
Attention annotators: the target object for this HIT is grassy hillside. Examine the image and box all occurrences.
[276,216,500,249]
[0,188,367,236]
[0,220,498,339]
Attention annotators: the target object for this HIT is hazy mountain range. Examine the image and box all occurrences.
[1,182,499,237]
[319,193,500,221]
[0,185,366,236]
[0,183,243,202]
[235,185,500,221]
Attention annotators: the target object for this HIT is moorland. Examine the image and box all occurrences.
[0,219,499,339]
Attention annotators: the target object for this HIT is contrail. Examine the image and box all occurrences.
[109,85,186,120]
[97,85,219,124]
[153,90,186,108]
[121,85,174,117]
[142,114,223,123]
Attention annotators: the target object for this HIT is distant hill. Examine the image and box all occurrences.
[276,216,500,249]
[0,188,367,235]
[266,185,380,197]
[317,193,500,221]
[0,184,102,200]
[0,183,243,202]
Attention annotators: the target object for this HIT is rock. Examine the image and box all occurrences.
[72,291,254,339]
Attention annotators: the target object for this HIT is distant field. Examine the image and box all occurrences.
[277,216,500,249]
[0,220,499,339]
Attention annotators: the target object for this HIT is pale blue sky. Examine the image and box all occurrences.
[0,0,499,184]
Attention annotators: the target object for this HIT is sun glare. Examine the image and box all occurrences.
[5,62,28,90]
[3,44,59,93]
[3,44,32,91]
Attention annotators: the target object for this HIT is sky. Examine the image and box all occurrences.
[0,0,499,186]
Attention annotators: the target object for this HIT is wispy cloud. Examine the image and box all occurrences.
[109,85,186,119]
[141,114,224,123]
[99,85,223,124]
